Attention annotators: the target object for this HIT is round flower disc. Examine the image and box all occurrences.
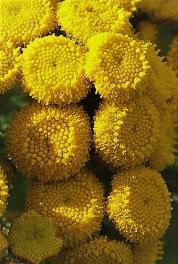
[22,35,90,105]
[6,104,91,182]
[26,169,104,247]
[85,32,150,103]
[9,210,63,264]
[57,237,133,264]
[94,97,161,168]
[0,0,55,45]
[107,167,172,242]
[57,0,133,44]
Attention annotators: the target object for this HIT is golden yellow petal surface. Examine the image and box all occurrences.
[9,210,63,264]
[133,240,163,264]
[0,39,20,94]
[57,0,133,44]
[56,237,133,264]
[0,0,55,45]
[85,32,150,103]
[107,167,172,242]
[0,167,8,217]
[94,97,161,168]
[26,169,104,247]
[22,35,90,105]
[0,232,8,259]
[6,104,91,182]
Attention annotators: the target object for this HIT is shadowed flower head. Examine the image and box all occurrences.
[0,0,55,45]
[0,232,8,259]
[167,36,178,76]
[6,104,91,182]
[9,210,63,264]
[26,169,104,247]
[56,237,133,264]
[133,239,164,264]
[57,0,133,44]
[107,167,172,242]
[22,35,90,105]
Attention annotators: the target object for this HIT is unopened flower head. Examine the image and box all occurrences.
[107,167,172,242]
[57,237,133,264]
[0,0,55,45]
[57,0,133,44]
[85,32,151,103]
[94,97,161,168]
[26,169,104,247]
[6,104,91,182]
[9,210,63,264]
[22,35,90,105]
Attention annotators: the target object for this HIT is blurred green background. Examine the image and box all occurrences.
[0,19,178,264]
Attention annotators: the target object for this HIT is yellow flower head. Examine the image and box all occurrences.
[0,167,8,217]
[22,35,90,105]
[137,21,159,43]
[56,237,133,264]
[167,36,178,76]
[107,167,172,242]
[26,169,104,247]
[0,39,20,94]
[133,240,163,264]
[9,210,63,264]
[94,97,161,168]
[0,232,8,259]
[0,0,55,46]
[6,104,91,182]
[57,0,133,44]
[85,32,150,103]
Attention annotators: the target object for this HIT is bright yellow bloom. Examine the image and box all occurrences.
[107,167,172,242]
[167,36,178,76]
[94,97,161,168]
[133,240,163,264]
[6,104,91,182]
[9,210,63,264]
[56,237,133,264]
[22,35,89,105]
[137,21,159,43]
[0,167,8,217]
[0,0,55,46]
[0,232,8,259]
[0,39,20,94]
[26,169,104,247]
[85,32,150,103]
[57,0,133,44]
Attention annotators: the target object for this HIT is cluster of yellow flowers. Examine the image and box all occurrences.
[0,0,177,263]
